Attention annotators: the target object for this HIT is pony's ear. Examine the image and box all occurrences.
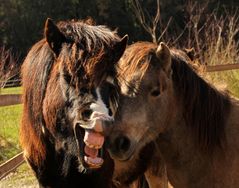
[112,35,128,62]
[44,18,66,56]
[156,42,172,75]
[184,48,196,61]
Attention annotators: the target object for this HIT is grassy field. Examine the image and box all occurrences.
[0,104,22,162]
[0,87,22,95]
[207,70,239,98]
[0,87,37,187]
[0,87,22,162]
[0,163,38,188]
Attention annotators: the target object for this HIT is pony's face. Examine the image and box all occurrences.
[44,19,127,170]
[106,42,175,177]
[59,74,119,169]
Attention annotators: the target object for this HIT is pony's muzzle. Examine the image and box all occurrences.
[79,111,114,134]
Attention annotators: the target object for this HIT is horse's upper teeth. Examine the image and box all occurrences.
[85,141,101,149]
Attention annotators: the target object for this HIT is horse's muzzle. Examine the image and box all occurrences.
[74,112,114,170]
[78,111,114,135]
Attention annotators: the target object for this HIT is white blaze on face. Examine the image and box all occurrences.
[106,76,114,85]
[90,87,109,116]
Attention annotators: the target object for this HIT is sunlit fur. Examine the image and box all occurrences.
[108,41,239,188]
[117,42,230,152]
[20,19,127,188]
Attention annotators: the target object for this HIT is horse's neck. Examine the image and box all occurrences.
[158,98,239,188]
[157,116,210,187]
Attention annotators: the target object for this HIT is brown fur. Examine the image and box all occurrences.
[117,42,231,153]
[107,41,239,188]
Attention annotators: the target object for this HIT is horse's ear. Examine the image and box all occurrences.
[156,42,172,75]
[44,18,66,56]
[112,35,128,62]
[184,48,196,61]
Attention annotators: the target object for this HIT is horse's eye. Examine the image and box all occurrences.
[150,89,160,97]
[80,87,89,95]
[64,73,71,84]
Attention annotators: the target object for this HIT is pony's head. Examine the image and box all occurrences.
[45,18,128,170]
[104,42,174,180]
[108,42,222,179]
[106,41,230,180]
[21,18,127,174]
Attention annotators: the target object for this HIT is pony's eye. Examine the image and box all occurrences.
[150,89,160,97]
[80,87,89,94]
[64,73,71,84]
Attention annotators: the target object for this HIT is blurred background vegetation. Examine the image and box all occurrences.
[0,0,238,57]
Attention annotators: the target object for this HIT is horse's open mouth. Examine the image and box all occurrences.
[74,124,104,170]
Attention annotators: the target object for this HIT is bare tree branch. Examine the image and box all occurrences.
[0,46,20,88]
[157,17,172,42]
[131,0,163,44]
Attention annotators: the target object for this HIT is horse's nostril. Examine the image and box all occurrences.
[81,109,92,119]
[114,136,131,153]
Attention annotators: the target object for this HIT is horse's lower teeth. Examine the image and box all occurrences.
[84,156,104,168]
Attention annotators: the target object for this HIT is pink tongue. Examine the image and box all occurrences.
[84,146,98,158]
[84,130,104,148]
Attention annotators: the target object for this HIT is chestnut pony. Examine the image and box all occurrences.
[20,18,128,188]
[107,41,239,188]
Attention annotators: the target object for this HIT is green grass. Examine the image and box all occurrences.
[0,86,23,162]
[207,70,239,98]
[0,163,37,188]
[0,87,37,186]
[0,104,22,163]
[0,87,22,95]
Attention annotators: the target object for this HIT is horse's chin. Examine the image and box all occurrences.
[110,141,156,185]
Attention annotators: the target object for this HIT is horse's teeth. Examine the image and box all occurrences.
[84,130,104,149]
[85,141,101,149]
[84,156,104,168]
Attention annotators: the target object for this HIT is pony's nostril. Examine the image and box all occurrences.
[81,109,93,120]
[114,136,131,153]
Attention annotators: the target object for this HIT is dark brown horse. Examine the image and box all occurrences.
[20,18,128,188]
[106,41,239,188]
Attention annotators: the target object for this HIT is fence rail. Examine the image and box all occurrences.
[0,79,21,88]
[206,63,239,72]
[0,94,21,107]
[0,94,24,180]
[0,152,24,180]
